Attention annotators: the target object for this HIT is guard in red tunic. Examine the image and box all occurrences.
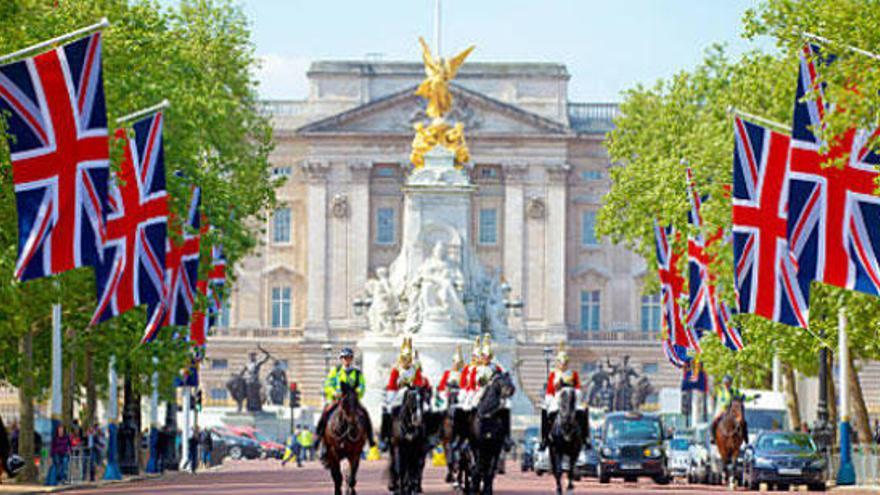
[436,345,465,410]
[458,336,482,411]
[469,335,512,451]
[380,337,426,449]
[540,342,588,449]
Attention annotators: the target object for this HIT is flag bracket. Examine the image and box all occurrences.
[727,106,791,133]
[803,32,880,62]
[116,99,171,125]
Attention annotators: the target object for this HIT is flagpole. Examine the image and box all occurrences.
[804,32,880,62]
[727,106,791,133]
[836,307,856,485]
[103,355,122,480]
[45,302,62,486]
[115,99,170,125]
[146,356,160,474]
[0,18,110,65]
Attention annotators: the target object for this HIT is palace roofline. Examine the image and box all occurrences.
[307,60,571,79]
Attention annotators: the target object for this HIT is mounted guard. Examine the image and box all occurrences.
[467,334,512,451]
[380,337,428,448]
[541,342,588,449]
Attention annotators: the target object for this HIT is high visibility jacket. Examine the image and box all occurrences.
[297,430,313,448]
[324,365,365,402]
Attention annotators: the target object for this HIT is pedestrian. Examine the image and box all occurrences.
[80,425,95,482]
[298,426,313,462]
[199,428,212,467]
[873,419,880,445]
[155,427,167,473]
[188,427,199,474]
[9,421,19,455]
[50,424,72,484]
[282,428,301,468]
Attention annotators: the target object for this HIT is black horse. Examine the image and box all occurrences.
[467,370,515,495]
[548,387,586,495]
[389,386,430,495]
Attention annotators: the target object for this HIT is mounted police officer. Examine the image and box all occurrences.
[315,347,376,461]
[710,374,753,444]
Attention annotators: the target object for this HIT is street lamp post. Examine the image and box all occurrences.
[813,329,832,454]
[543,346,553,393]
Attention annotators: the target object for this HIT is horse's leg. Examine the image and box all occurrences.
[329,460,343,495]
[550,447,562,495]
[348,453,360,495]
[567,449,576,491]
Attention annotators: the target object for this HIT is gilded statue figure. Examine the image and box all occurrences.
[415,37,475,119]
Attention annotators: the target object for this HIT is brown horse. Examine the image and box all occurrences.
[438,383,467,488]
[714,397,747,489]
[322,382,370,495]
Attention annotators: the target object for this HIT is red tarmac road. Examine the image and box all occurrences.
[63,459,875,494]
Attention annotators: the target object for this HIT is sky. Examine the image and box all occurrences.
[202,0,772,102]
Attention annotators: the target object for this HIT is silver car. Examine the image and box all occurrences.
[666,437,691,477]
[534,446,589,478]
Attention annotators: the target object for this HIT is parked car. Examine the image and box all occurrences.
[520,426,539,472]
[666,437,691,478]
[741,431,826,491]
[596,412,670,485]
[225,426,285,459]
[217,430,262,460]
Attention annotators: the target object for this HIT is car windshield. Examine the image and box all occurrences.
[669,438,689,451]
[605,417,661,441]
[756,433,816,453]
[253,431,273,443]
[746,410,787,431]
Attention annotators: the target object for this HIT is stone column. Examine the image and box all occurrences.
[503,161,528,338]
[347,160,372,328]
[302,159,330,341]
[544,162,570,340]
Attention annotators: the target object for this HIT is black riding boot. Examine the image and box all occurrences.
[380,411,391,452]
[539,409,549,450]
[316,402,338,463]
[710,417,718,444]
[576,410,589,445]
[500,408,512,452]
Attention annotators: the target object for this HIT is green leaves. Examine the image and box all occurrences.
[599,0,880,383]
[0,0,274,401]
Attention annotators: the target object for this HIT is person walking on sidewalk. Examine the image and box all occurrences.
[50,425,72,484]
[199,428,213,467]
[188,427,199,474]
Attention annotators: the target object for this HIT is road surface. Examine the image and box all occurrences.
[63,459,872,494]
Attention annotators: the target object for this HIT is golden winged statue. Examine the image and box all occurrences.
[415,37,475,119]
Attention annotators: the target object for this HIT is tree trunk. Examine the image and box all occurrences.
[84,347,97,428]
[846,353,872,445]
[62,327,75,432]
[18,326,38,482]
[782,363,802,429]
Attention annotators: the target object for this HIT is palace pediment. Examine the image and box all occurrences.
[296,84,571,137]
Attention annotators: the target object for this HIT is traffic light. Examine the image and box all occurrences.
[196,389,203,412]
[289,382,300,408]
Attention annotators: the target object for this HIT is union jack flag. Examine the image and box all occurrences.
[0,33,109,281]
[787,44,880,297]
[91,113,168,335]
[146,185,201,343]
[732,117,808,328]
[686,168,744,350]
[654,221,698,365]
[189,240,226,359]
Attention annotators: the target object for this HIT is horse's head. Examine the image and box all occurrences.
[477,371,515,417]
[557,386,578,420]
[729,397,745,424]
[401,386,424,430]
[338,381,359,417]
[493,370,516,399]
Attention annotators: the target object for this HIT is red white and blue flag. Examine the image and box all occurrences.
[0,33,109,281]
[686,168,744,350]
[654,220,696,366]
[732,116,808,328]
[147,185,201,342]
[91,112,169,336]
[189,240,226,360]
[787,44,880,297]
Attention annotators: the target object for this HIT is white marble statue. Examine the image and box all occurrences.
[403,241,468,333]
[365,267,397,335]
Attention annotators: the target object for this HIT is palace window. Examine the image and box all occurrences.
[579,290,601,331]
[211,359,228,370]
[581,211,598,246]
[272,166,292,178]
[581,170,604,181]
[272,207,291,244]
[217,301,231,328]
[210,388,228,401]
[374,166,397,178]
[641,294,661,332]
[376,208,395,245]
[479,208,498,245]
[271,286,292,328]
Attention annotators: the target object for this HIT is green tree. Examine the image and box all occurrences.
[0,0,276,479]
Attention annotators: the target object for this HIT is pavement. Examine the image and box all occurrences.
[0,459,876,494]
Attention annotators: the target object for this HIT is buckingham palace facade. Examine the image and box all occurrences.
[202,60,682,410]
